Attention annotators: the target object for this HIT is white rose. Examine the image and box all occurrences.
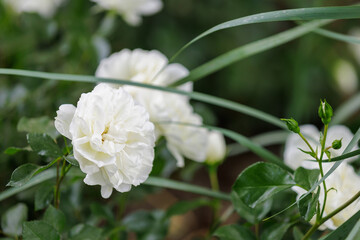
[4,0,64,18]
[293,163,360,230]
[205,131,226,165]
[333,59,358,96]
[284,125,358,170]
[91,0,163,26]
[55,83,155,198]
[95,49,208,167]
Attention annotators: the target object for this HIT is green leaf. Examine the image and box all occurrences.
[35,181,54,211]
[70,224,102,240]
[3,146,30,155]
[27,133,62,158]
[213,224,256,240]
[7,159,58,188]
[232,162,295,208]
[260,223,292,240]
[172,19,330,87]
[166,198,213,217]
[17,116,58,139]
[345,219,360,240]
[294,167,320,191]
[170,6,360,61]
[231,192,272,224]
[90,203,115,224]
[320,209,360,240]
[298,148,316,159]
[1,203,28,236]
[144,176,230,201]
[22,220,60,240]
[293,227,304,240]
[0,168,84,202]
[297,191,320,221]
[64,155,79,167]
[0,68,285,129]
[7,164,40,187]
[43,205,66,233]
[314,29,360,50]
[122,210,168,239]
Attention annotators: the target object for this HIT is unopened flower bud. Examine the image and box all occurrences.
[205,131,226,165]
[318,99,333,125]
[281,118,300,134]
[332,139,342,150]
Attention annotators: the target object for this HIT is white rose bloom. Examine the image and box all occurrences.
[333,59,358,96]
[4,0,64,18]
[293,163,360,230]
[91,0,162,26]
[55,83,155,198]
[205,131,226,165]
[284,125,358,170]
[95,49,208,167]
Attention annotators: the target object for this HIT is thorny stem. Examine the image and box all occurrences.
[302,191,360,240]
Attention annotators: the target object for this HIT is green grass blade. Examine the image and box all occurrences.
[0,68,285,128]
[228,130,289,157]
[0,167,230,201]
[144,177,230,201]
[332,93,360,125]
[170,6,360,61]
[172,19,331,87]
[314,28,360,45]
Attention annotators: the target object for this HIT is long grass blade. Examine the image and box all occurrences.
[0,68,285,128]
[332,93,360,125]
[314,28,360,45]
[172,19,331,86]
[170,6,360,61]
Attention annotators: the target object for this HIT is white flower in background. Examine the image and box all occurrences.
[91,0,163,26]
[205,131,226,165]
[3,0,64,18]
[293,163,360,230]
[283,125,358,170]
[333,59,358,96]
[55,83,155,198]
[95,49,208,167]
[349,28,360,65]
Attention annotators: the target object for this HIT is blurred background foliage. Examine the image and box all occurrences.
[1,0,360,239]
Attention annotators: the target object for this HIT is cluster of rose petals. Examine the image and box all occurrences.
[284,125,358,170]
[95,49,208,167]
[55,84,155,198]
[4,0,64,18]
[284,124,360,229]
[91,0,162,26]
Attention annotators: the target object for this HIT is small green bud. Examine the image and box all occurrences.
[318,99,333,125]
[332,138,342,150]
[281,118,300,133]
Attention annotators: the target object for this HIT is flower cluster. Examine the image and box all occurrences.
[4,0,64,18]
[55,48,226,197]
[95,48,211,167]
[91,0,163,26]
[55,84,155,198]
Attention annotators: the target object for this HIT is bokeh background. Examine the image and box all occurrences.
[1,0,360,239]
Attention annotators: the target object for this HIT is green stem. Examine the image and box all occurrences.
[319,124,329,220]
[208,165,221,231]
[298,132,317,155]
[54,159,72,208]
[302,190,360,240]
